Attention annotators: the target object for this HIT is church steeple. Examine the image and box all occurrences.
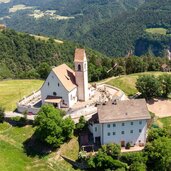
[74,49,89,101]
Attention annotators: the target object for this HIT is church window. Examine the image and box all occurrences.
[48,82,50,86]
[107,132,110,136]
[53,92,57,96]
[139,121,142,125]
[107,124,110,128]
[58,83,60,87]
[122,123,125,126]
[130,130,133,133]
[121,131,125,134]
[78,64,81,71]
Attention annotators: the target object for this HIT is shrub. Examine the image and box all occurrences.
[11,116,22,122]
[78,150,87,161]
[125,142,131,149]
[76,116,87,131]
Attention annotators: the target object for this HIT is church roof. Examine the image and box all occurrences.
[52,64,77,92]
[74,48,86,62]
[97,99,151,123]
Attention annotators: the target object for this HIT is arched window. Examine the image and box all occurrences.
[78,64,81,71]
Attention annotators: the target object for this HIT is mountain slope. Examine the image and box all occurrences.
[2,0,171,57]
[81,0,171,56]
[0,0,145,42]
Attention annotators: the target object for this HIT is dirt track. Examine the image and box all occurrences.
[147,98,171,118]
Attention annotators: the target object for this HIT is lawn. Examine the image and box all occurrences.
[145,28,167,35]
[159,116,171,128]
[0,122,79,171]
[0,79,43,111]
[157,116,171,135]
[107,72,171,96]
[0,122,11,132]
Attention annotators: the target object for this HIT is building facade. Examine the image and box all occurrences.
[89,99,151,147]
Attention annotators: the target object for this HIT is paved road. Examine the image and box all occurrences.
[65,105,97,123]
[5,111,36,120]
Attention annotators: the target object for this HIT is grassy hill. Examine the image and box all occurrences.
[107,72,171,96]
[0,123,79,171]
[0,79,43,111]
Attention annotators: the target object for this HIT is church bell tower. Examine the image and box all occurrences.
[74,48,89,101]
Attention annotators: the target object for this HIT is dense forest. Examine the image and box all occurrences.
[82,0,171,56]
[1,0,171,56]
[0,29,170,81]
[0,29,111,80]
[0,0,145,56]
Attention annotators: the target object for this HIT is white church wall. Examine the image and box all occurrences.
[41,71,69,106]
[68,87,77,107]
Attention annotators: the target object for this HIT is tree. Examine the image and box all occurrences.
[136,75,161,99]
[35,104,75,148]
[87,150,128,170]
[129,162,146,171]
[100,143,121,159]
[0,106,5,123]
[120,152,147,170]
[158,74,171,97]
[76,116,87,131]
[147,128,169,142]
[62,116,75,140]
[144,137,171,171]
[37,62,51,79]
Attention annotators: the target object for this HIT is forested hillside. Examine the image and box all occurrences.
[82,0,171,56]
[0,0,145,54]
[0,29,114,81]
[1,0,171,57]
[0,29,170,81]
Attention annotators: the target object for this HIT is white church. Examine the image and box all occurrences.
[41,48,94,108]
